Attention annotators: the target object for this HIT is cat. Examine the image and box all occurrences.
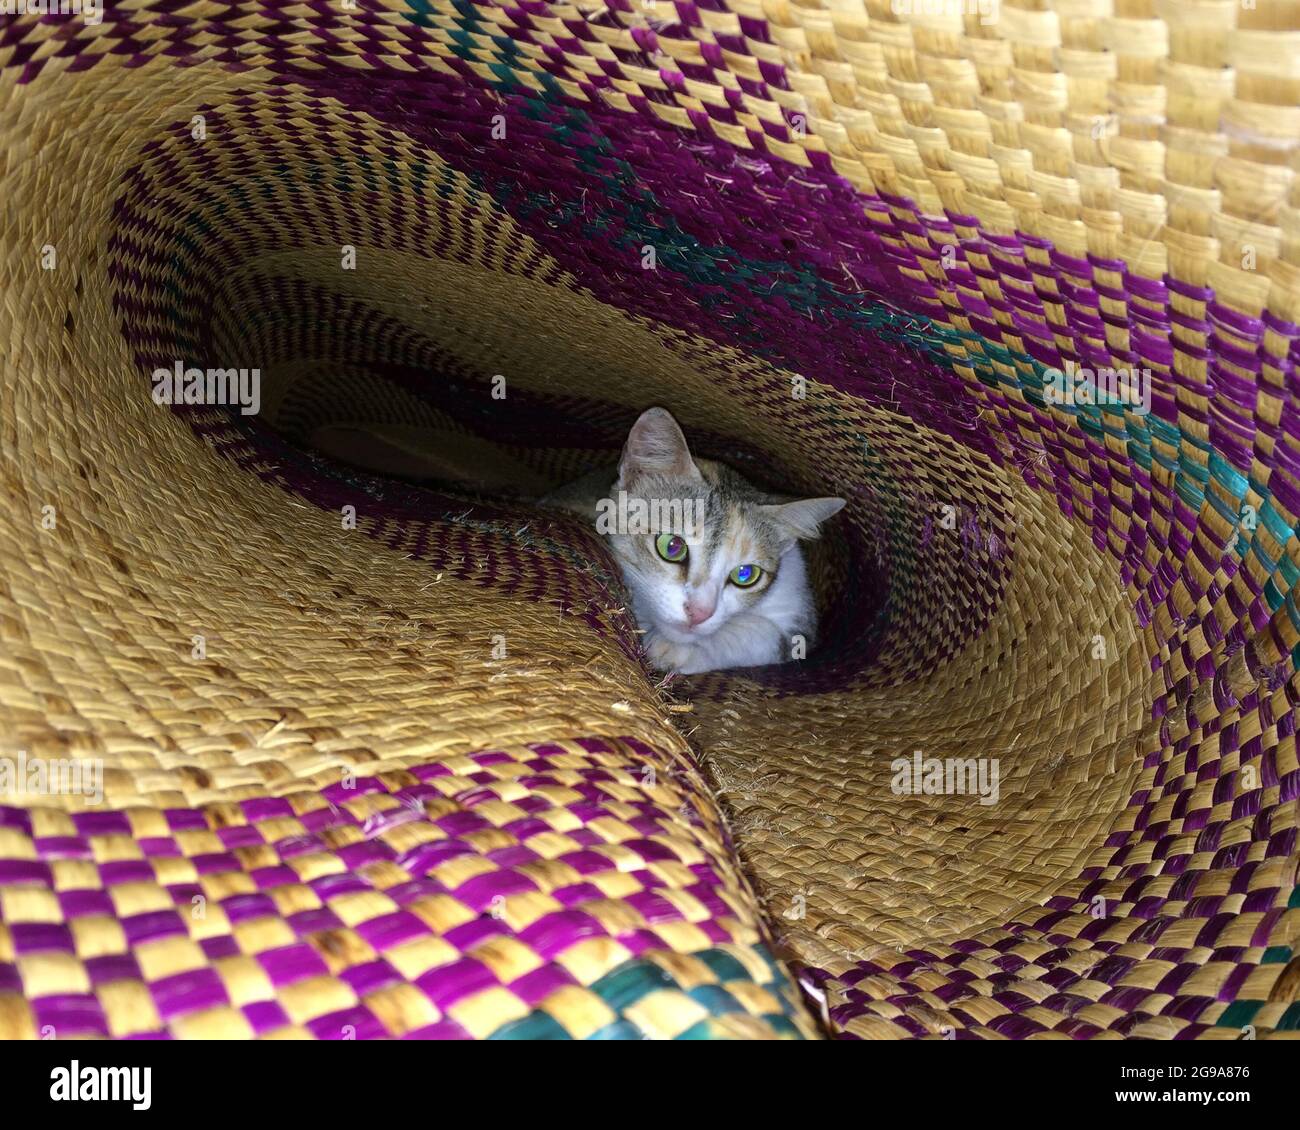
[542,407,845,675]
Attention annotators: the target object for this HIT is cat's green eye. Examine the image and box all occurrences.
[655,533,689,563]
[729,564,762,587]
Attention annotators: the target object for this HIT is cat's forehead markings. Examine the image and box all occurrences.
[727,504,763,558]
[694,491,723,551]
[722,517,752,565]
[695,517,722,579]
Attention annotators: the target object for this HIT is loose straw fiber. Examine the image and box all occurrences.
[2,0,1299,1040]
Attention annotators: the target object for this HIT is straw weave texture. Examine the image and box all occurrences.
[2,0,1299,1039]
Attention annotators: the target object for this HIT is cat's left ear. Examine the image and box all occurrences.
[618,407,702,486]
[761,497,846,540]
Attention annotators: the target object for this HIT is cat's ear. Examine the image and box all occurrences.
[761,496,846,540]
[618,407,701,485]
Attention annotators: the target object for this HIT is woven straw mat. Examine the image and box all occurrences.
[1,0,1299,1040]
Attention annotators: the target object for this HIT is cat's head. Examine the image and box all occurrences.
[605,407,845,646]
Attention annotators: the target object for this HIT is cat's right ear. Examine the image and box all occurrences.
[760,496,846,541]
[618,407,701,486]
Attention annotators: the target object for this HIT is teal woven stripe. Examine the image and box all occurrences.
[488,1010,573,1040]
[381,15,1300,645]
[1216,999,1262,1029]
[485,947,808,1040]
[406,0,1300,595]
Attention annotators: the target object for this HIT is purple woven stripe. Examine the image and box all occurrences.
[0,738,782,1037]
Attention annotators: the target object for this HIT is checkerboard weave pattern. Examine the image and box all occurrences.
[1,737,811,1039]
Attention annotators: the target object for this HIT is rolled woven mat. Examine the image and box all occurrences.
[2,1,1299,1042]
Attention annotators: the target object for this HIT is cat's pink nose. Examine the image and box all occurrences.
[685,600,715,627]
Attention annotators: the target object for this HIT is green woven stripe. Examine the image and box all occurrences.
[1216,1000,1262,1029]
